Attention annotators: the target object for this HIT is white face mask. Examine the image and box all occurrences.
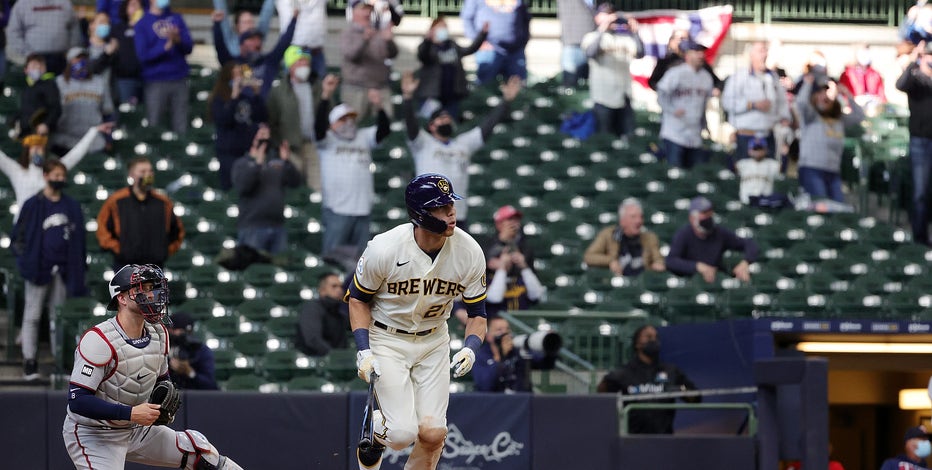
[434,27,449,42]
[334,122,357,140]
[293,65,311,82]
[856,49,872,67]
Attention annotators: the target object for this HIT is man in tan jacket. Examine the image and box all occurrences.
[584,198,664,276]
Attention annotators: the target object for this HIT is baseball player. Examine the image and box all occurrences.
[399,72,522,224]
[348,173,488,470]
[62,264,243,470]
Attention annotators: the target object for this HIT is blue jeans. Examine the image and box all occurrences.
[663,139,708,169]
[116,78,143,105]
[734,133,776,162]
[593,102,634,138]
[310,49,327,81]
[798,166,845,203]
[910,136,932,244]
[475,49,527,85]
[321,207,370,257]
[0,49,7,84]
[238,226,287,255]
[560,45,588,87]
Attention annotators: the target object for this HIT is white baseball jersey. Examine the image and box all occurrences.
[656,62,714,148]
[736,158,781,204]
[317,126,379,216]
[67,317,169,428]
[408,128,484,220]
[276,0,327,48]
[353,223,487,333]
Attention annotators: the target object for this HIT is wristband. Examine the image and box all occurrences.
[464,334,482,354]
[353,328,371,351]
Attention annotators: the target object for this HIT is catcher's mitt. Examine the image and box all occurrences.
[148,381,181,426]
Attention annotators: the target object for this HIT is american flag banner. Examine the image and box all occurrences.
[627,5,734,88]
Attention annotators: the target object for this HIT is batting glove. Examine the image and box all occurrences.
[450,348,476,378]
[356,349,381,383]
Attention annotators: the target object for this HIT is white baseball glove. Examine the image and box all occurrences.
[450,348,476,378]
[356,349,382,383]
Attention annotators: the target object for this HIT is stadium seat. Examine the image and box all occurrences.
[322,349,358,382]
[285,376,333,392]
[211,347,254,381]
[829,291,884,319]
[722,287,770,317]
[223,374,268,391]
[261,350,320,382]
[235,298,283,322]
[663,287,719,322]
[560,318,622,369]
[264,314,300,340]
[203,315,241,338]
[232,331,271,357]
[773,291,826,317]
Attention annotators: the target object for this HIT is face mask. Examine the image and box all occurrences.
[320,297,341,309]
[293,65,311,82]
[156,0,170,9]
[434,27,449,42]
[243,51,260,64]
[169,333,187,347]
[32,154,44,167]
[641,340,661,362]
[96,24,111,38]
[26,69,42,82]
[698,216,716,233]
[49,180,68,191]
[334,122,358,141]
[135,174,155,190]
[917,440,931,459]
[436,123,454,138]
[856,50,871,67]
[70,60,89,80]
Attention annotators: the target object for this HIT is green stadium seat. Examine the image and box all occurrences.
[829,291,884,319]
[232,331,271,357]
[261,350,321,382]
[773,291,826,317]
[560,319,621,369]
[322,349,358,382]
[663,287,719,322]
[211,347,254,381]
[203,315,241,338]
[223,374,269,391]
[265,282,309,307]
[722,287,770,317]
[803,272,848,295]
[285,376,333,392]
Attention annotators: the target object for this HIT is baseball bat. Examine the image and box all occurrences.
[358,372,379,449]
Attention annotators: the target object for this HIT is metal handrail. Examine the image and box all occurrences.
[618,387,759,436]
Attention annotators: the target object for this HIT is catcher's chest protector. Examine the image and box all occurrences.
[95,319,167,421]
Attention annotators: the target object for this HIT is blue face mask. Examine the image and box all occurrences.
[917,440,931,459]
[70,60,89,80]
[96,24,111,38]
[156,0,170,9]
[32,154,44,167]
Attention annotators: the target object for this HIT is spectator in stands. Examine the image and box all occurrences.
[167,312,219,390]
[481,205,544,317]
[896,40,932,246]
[11,159,86,381]
[462,0,531,85]
[97,0,147,28]
[648,30,723,92]
[0,0,10,90]
[341,0,398,118]
[597,325,699,434]
[556,0,595,88]
[231,126,301,255]
[584,198,664,276]
[880,425,931,470]
[344,0,404,29]
[473,316,531,392]
[110,0,145,105]
[315,74,391,257]
[666,196,758,283]
[211,7,297,98]
[16,54,62,139]
[268,46,318,190]
[208,62,269,191]
[8,0,77,75]
[276,0,328,81]
[213,0,275,57]
[791,49,830,95]
[656,39,715,169]
[414,17,488,121]
[96,157,185,268]
[581,3,643,140]
[721,41,792,161]
[838,43,886,117]
[0,124,112,217]
[735,137,788,209]
[296,272,350,356]
[401,73,521,226]
[52,47,114,156]
[796,75,864,205]
[86,12,117,76]
[134,0,193,135]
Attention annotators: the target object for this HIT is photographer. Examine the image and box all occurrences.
[472,317,531,393]
[168,312,219,390]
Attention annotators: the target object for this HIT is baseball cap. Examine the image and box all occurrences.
[238,29,263,44]
[689,196,713,213]
[494,205,523,223]
[905,426,931,442]
[170,312,195,330]
[680,39,708,52]
[748,136,768,151]
[283,45,311,70]
[596,2,615,13]
[66,47,88,61]
[350,0,373,8]
[328,104,358,125]
[429,108,451,123]
[107,265,137,310]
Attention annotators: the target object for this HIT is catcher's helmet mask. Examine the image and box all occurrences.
[107,264,170,324]
[405,173,462,234]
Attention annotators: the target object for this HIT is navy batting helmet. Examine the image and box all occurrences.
[405,173,462,234]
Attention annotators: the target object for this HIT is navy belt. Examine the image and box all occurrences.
[374,321,437,337]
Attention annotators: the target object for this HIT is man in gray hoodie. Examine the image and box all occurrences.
[8,0,78,74]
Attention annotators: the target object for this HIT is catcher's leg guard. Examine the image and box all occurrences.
[177,430,244,470]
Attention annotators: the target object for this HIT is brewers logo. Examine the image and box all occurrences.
[437,179,451,194]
